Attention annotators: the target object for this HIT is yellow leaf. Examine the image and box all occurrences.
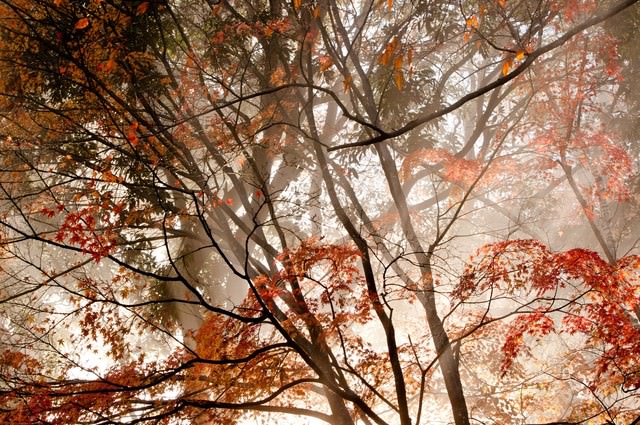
[136,2,149,15]
[75,18,90,30]
[516,50,525,61]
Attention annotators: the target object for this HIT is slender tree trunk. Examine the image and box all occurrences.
[375,144,470,425]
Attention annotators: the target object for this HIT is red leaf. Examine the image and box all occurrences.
[136,2,149,15]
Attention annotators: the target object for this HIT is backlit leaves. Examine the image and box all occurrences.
[0,0,638,424]
[456,240,640,387]
[400,148,481,187]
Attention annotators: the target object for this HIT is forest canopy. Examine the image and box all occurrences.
[1,0,640,424]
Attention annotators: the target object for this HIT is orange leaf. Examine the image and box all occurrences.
[497,0,506,7]
[54,0,63,6]
[393,55,403,71]
[127,121,139,145]
[136,2,149,15]
[293,0,301,10]
[394,70,404,91]
[378,37,398,66]
[102,58,116,74]
[501,58,512,76]
[387,0,392,10]
[319,56,333,72]
[270,67,286,85]
[75,18,90,30]
[466,15,479,29]
[516,50,525,61]
[343,75,352,93]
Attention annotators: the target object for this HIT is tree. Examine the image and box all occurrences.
[0,0,639,423]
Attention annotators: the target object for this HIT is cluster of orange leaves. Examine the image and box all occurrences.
[400,148,479,185]
[378,37,412,90]
[398,147,523,189]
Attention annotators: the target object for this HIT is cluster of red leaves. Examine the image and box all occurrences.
[270,239,369,318]
[456,240,640,386]
[0,349,41,372]
[49,206,117,261]
[523,29,630,205]
[500,309,555,374]
[531,128,633,202]
[187,314,258,401]
[557,0,598,23]
[251,238,372,354]
[276,238,361,289]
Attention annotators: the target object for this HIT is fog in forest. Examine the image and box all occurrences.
[1,0,640,424]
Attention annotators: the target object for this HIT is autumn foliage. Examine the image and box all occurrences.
[1,0,640,424]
